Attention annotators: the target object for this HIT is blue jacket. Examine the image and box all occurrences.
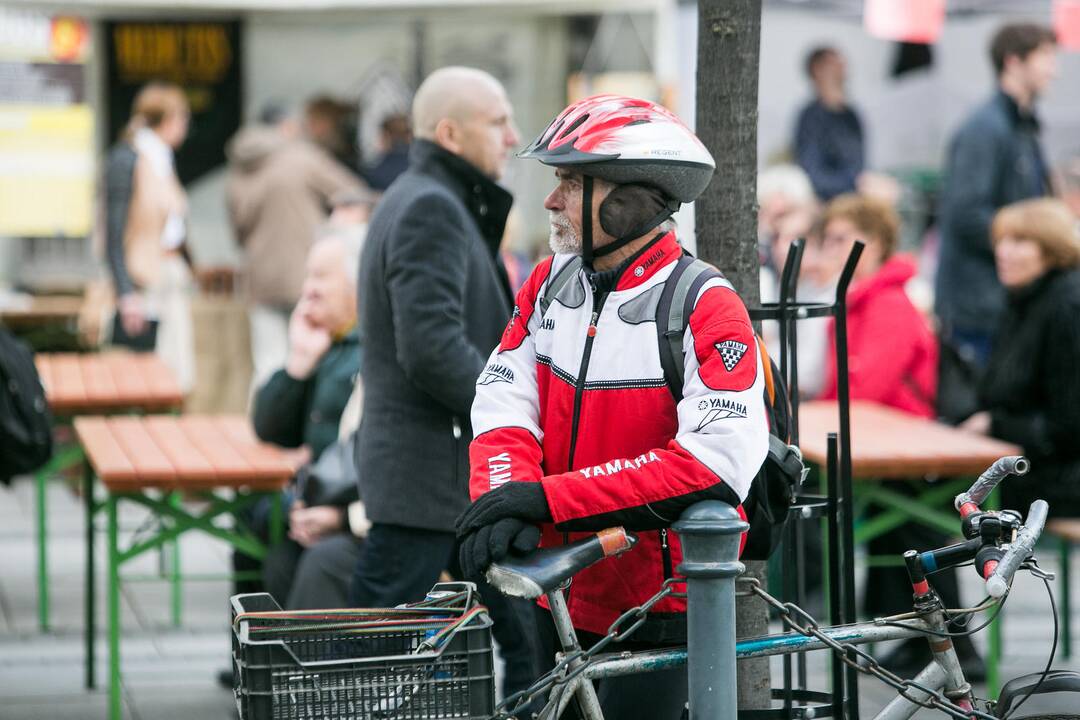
[934,91,1050,335]
[794,99,864,201]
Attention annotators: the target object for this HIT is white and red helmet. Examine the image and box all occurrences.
[519,95,716,203]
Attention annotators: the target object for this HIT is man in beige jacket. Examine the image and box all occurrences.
[225,106,366,388]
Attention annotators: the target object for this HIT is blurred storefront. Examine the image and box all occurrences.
[0,0,674,289]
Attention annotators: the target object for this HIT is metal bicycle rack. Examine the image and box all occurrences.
[745,238,865,720]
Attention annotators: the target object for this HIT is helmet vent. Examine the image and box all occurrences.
[558,113,590,140]
[625,119,650,127]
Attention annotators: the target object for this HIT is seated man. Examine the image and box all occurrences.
[235,230,365,608]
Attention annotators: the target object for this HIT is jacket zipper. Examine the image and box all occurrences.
[660,528,673,579]
[566,288,609,470]
[563,287,608,606]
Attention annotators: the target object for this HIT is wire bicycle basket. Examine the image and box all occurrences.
[231,583,496,719]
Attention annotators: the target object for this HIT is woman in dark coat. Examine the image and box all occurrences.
[961,198,1080,517]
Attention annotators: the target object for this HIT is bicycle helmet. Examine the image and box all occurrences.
[520,95,715,264]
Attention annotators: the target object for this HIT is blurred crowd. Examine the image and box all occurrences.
[92,18,1080,699]
[757,23,1080,678]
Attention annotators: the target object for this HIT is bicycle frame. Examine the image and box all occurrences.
[540,583,972,720]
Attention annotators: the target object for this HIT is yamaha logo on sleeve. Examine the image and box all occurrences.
[715,340,748,372]
[478,363,515,385]
[696,397,748,430]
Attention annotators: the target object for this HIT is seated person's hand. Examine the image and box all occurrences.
[281,445,312,472]
[285,298,333,380]
[289,502,345,548]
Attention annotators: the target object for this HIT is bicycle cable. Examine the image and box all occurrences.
[1001,561,1058,720]
[880,592,1006,639]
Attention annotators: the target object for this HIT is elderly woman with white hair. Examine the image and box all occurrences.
[231,230,366,610]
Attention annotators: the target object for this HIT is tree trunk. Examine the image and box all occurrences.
[694,0,771,711]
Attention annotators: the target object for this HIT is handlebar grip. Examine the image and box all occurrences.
[986,500,1048,598]
[955,455,1029,514]
[597,527,634,557]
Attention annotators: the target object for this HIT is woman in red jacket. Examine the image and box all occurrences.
[818,194,937,417]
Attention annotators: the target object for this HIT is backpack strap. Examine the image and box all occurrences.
[656,255,723,402]
[539,256,583,318]
[757,336,777,406]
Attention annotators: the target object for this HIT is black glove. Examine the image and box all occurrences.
[456,481,552,537]
[458,517,542,579]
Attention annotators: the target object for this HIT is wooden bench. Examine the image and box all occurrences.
[32,351,185,633]
[36,351,183,415]
[1046,519,1080,659]
[74,414,297,720]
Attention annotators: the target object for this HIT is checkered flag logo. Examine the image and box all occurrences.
[715,340,748,372]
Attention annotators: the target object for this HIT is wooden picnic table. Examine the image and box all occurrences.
[74,414,297,720]
[797,400,1021,479]
[36,351,183,415]
[33,351,184,633]
[0,294,83,327]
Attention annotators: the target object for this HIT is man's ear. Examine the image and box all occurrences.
[433,118,460,154]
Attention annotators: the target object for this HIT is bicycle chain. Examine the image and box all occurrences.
[743,578,998,720]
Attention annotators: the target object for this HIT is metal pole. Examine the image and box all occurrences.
[674,501,748,720]
[37,466,49,632]
[84,458,96,689]
[834,243,864,720]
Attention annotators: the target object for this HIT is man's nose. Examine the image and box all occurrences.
[506,120,521,148]
[543,187,561,211]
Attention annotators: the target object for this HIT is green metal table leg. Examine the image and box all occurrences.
[85,460,96,690]
[36,467,49,632]
[269,491,284,546]
[108,494,122,720]
[1061,538,1072,659]
[169,492,182,628]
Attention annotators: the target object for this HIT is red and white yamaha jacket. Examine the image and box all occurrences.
[469,232,769,636]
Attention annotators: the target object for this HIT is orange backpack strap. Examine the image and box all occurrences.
[757,335,777,406]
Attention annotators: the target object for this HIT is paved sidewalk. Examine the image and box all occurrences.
[1,475,1076,719]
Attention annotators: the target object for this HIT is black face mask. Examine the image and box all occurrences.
[580,176,679,266]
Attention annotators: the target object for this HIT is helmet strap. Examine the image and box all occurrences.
[591,198,681,259]
[581,175,596,266]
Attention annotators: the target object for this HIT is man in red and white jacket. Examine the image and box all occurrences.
[456,96,769,717]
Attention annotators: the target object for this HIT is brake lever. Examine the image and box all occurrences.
[1022,560,1055,582]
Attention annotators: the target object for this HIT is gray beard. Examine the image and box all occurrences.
[548,225,581,256]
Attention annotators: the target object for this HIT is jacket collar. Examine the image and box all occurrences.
[409,139,514,248]
[1006,268,1061,307]
[586,231,682,293]
[995,89,1041,132]
[846,254,917,311]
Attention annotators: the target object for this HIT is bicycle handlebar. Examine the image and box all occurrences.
[954,455,1029,515]
[986,500,1048,599]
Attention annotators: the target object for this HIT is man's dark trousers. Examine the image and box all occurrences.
[350,523,538,700]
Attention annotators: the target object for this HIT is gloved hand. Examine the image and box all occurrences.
[456,481,552,537]
[458,517,542,579]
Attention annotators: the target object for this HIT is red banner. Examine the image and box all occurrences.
[864,0,946,44]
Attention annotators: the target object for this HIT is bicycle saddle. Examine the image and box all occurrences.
[486,527,637,600]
